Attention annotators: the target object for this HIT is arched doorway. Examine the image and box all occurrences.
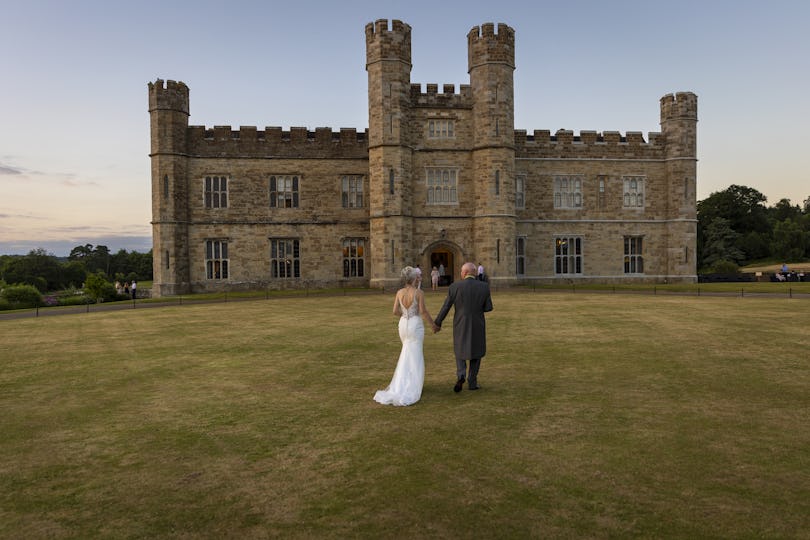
[429,248,455,287]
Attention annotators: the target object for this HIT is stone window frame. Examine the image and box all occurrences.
[205,239,229,280]
[554,236,583,275]
[204,175,228,209]
[427,119,455,139]
[342,238,366,278]
[553,175,583,209]
[341,175,364,208]
[515,174,526,209]
[622,175,645,209]
[624,236,644,274]
[270,175,300,208]
[426,167,459,205]
[515,236,526,276]
[270,238,300,279]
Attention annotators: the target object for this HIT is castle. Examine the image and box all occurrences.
[148,20,697,297]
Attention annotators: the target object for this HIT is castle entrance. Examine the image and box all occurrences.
[429,249,455,286]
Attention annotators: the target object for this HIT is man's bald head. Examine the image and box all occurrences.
[461,262,477,278]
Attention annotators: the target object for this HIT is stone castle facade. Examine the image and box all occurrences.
[148,20,697,297]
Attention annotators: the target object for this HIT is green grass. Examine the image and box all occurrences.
[1,292,809,538]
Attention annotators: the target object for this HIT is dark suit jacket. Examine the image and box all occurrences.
[434,276,493,360]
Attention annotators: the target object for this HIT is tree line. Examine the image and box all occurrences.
[0,244,153,293]
[698,185,810,272]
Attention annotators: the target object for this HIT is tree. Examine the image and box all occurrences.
[697,185,770,234]
[69,244,111,275]
[771,198,802,223]
[84,271,117,302]
[701,217,744,271]
[772,219,807,261]
[1,249,63,292]
[697,185,771,265]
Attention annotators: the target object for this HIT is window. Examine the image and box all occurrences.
[555,236,582,275]
[426,168,458,205]
[624,236,644,274]
[270,175,299,208]
[204,176,228,208]
[516,237,526,276]
[597,175,606,209]
[389,169,395,195]
[427,119,455,139]
[165,250,169,270]
[205,240,229,279]
[163,175,169,199]
[495,170,500,196]
[515,175,525,209]
[270,239,300,278]
[553,175,583,209]
[623,176,645,208]
[341,176,364,208]
[342,238,365,278]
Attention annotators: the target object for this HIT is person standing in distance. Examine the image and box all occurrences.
[433,262,493,392]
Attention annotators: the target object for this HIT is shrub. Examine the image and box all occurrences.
[1,284,44,309]
[84,272,118,303]
[709,260,740,274]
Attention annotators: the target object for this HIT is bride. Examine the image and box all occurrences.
[374,266,438,406]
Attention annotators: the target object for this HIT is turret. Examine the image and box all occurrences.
[660,92,698,159]
[366,20,415,288]
[366,19,411,148]
[466,24,517,283]
[660,92,698,279]
[148,79,191,296]
[468,23,515,148]
[148,79,190,155]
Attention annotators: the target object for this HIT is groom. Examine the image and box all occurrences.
[434,262,494,392]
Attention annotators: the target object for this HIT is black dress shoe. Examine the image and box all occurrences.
[453,377,465,393]
[468,385,480,390]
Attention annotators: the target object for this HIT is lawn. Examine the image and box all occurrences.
[1,291,808,538]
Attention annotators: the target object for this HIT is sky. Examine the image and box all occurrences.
[2,0,808,256]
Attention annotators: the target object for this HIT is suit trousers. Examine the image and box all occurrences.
[457,358,481,386]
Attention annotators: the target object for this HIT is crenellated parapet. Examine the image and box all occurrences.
[365,19,411,67]
[148,79,189,115]
[514,128,666,159]
[185,125,368,158]
[660,92,698,121]
[468,22,515,71]
[409,83,473,108]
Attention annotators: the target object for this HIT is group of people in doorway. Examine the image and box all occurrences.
[374,261,493,407]
[411,262,487,292]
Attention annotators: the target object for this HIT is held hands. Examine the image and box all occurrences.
[432,323,441,334]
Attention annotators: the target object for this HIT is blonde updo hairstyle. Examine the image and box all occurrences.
[401,266,418,285]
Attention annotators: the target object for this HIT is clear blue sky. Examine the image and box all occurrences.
[2,0,808,256]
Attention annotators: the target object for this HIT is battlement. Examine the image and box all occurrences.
[365,19,411,66]
[185,125,368,158]
[467,23,515,70]
[660,92,698,121]
[514,128,665,159]
[409,83,472,108]
[148,79,189,114]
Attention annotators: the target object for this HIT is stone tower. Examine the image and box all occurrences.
[366,19,413,288]
[660,92,698,277]
[148,79,191,296]
[468,23,516,282]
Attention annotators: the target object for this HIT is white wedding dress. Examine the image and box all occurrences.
[373,297,425,406]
